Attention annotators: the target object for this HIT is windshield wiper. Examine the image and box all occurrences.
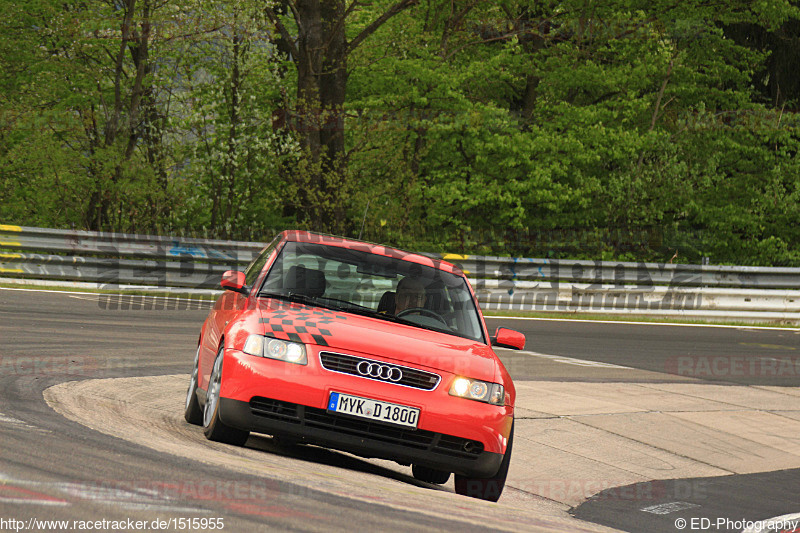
[258,291,330,309]
[345,307,404,323]
[259,292,377,317]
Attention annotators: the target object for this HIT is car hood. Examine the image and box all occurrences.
[256,299,498,381]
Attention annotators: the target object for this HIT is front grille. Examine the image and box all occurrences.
[249,397,483,459]
[319,352,440,390]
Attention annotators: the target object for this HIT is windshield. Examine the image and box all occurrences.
[259,241,485,343]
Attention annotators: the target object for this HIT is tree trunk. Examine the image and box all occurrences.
[293,0,347,232]
[269,0,417,234]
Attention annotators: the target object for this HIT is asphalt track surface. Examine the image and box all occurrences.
[1,287,798,532]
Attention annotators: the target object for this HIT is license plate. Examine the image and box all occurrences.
[328,392,419,428]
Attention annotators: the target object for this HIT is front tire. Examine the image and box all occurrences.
[184,346,203,425]
[454,420,513,502]
[202,347,250,446]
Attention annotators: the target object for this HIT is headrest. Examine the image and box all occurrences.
[377,291,396,313]
[284,265,326,298]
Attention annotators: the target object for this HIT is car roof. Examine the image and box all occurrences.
[277,230,465,277]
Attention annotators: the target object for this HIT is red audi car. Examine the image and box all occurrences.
[184,231,525,501]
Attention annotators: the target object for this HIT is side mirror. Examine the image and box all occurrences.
[220,270,247,295]
[492,327,525,350]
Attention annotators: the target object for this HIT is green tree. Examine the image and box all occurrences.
[0,0,173,231]
[345,0,800,264]
[170,0,297,239]
[2,0,800,265]
[265,0,417,234]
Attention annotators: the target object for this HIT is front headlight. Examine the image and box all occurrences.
[449,377,505,406]
[242,334,307,365]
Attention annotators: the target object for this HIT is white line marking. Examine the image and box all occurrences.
[641,501,701,515]
[519,350,632,369]
[67,294,101,301]
[1,286,215,304]
[488,316,800,332]
[0,413,51,434]
[0,497,69,506]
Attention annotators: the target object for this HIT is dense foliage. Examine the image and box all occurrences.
[2,0,800,265]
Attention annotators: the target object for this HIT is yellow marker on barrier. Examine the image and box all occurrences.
[441,254,470,275]
[0,253,22,259]
[0,268,24,274]
[0,225,22,232]
[0,242,21,247]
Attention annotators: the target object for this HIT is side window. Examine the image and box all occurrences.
[244,241,278,287]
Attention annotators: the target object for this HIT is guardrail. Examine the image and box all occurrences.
[0,224,261,289]
[441,255,800,289]
[2,224,799,323]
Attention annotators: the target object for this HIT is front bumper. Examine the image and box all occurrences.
[220,396,504,478]
[217,347,511,478]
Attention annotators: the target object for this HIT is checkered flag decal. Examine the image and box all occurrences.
[259,307,348,347]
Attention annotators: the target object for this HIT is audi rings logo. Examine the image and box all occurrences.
[356,361,403,382]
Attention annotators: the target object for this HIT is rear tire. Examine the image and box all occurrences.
[454,420,513,502]
[202,347,250,446]
[184,346,203,425]
[412,465,451,485]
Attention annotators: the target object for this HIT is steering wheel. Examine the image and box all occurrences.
[396,307,448,327]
